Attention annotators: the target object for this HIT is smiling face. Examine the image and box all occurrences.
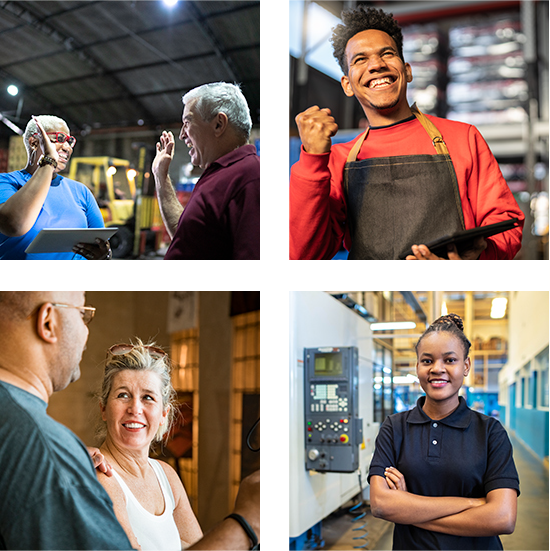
[340,29,412,126]
[179,101,218,169]
[51,123,74,172]
[28,121,74,173]
[416,331,471,415]
[101,370,168,451]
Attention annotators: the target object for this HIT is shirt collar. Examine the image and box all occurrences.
[407,396,472,429]
[20,169,62,186]
[207,144,257,170]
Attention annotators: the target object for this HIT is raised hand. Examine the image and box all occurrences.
[295,106,339,154]
[32,116,59,163]
[152,130,175,184]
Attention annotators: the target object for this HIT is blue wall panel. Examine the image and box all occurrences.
[515,407,549,459]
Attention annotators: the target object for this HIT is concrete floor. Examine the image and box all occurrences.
[322,433,548,550]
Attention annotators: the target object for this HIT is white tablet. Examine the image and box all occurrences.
[24,228,119,254]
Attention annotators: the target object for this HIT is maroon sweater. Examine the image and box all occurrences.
[165,144,260,260]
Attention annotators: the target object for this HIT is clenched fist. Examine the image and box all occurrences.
[295,106,339,154]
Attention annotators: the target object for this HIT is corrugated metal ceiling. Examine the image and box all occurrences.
[0,0,260,139]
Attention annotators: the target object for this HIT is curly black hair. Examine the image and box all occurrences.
[331,5,405,75]
[415,313,472,358]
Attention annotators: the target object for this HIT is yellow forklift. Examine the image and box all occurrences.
[68,154,163,258]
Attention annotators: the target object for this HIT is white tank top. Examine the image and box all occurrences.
[112,458,181,551]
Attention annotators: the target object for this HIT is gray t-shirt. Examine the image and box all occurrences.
[0,380,133,550]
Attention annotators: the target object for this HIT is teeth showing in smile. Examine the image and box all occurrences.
[124,423,145,429]
[430,380,448,387]
[369,77,393,89]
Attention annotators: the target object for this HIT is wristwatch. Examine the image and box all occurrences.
[224,513,260,551]
[38,155,58,169]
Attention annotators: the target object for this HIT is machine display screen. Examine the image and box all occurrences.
[314,352,343,377]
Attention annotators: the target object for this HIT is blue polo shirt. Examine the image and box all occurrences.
[0,170,104,260]
[368,396,520,550]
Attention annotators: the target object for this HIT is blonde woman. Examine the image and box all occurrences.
[97,340,202,550]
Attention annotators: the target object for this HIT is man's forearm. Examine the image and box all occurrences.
[154,174,184,239]
[187,517,251,550]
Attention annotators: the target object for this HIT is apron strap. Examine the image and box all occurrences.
[345,103,450,162]
[346,127,369,164]
[410,103,450,156]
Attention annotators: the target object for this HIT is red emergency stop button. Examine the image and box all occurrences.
[340,434,349,443]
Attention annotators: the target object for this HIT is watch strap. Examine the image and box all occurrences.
[225,513,259,550]
[38,155,58,169]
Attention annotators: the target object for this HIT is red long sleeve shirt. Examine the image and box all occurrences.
[289,115,524,260]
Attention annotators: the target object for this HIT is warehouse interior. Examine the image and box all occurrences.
[0,0,259,258]
[289,0,549,260]
[289,291,548,550]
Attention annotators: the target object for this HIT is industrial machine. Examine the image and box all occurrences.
[68,155,163,258]
[68,156,135,226]
[304,346,363,473]
[289,292,378,549]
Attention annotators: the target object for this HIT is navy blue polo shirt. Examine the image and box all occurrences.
[368,396,520,550]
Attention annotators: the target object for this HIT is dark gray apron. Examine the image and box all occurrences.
[343,105,465,260]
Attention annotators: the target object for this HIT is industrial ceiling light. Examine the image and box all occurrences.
[370,321,416,331]
[441,301,448,316]
[162,0,178,6]
[490,297,508,319]
[7,85,18,96]
[106,166,117,177]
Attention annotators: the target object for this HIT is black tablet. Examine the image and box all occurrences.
[399,218,521,259]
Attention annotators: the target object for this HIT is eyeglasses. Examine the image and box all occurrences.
[109,343,167,359]
[51,303,96,325]
[32,131,76,148]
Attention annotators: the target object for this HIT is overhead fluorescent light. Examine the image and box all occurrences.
[490,297,508,319]
[441,301,448,316]
[371,321,416,331]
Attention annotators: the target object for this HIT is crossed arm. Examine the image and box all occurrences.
[370,468,517,537]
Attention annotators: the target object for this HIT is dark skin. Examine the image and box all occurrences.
[296,29,488,260]
[1,116,111,259]
[372,331,517,537]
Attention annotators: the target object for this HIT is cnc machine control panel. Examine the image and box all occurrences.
[304,347,362,472]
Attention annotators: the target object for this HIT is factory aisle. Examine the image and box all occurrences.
[374,433,549,551]
[501,433,549,551]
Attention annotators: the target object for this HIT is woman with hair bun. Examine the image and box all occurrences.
[368,314,519,550]
[96,339,202,550]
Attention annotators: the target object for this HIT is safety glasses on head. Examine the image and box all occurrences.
[108,343,167,359]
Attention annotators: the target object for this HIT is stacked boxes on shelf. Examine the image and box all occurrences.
[447,13,528,125]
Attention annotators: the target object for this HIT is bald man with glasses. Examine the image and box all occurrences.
[0,291,259,550]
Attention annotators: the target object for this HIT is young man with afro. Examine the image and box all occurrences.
[290,6,524,260]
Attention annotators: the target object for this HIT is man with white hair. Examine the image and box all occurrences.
[152,82,260,260]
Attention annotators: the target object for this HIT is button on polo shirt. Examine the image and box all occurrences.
[368,396,520,550]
